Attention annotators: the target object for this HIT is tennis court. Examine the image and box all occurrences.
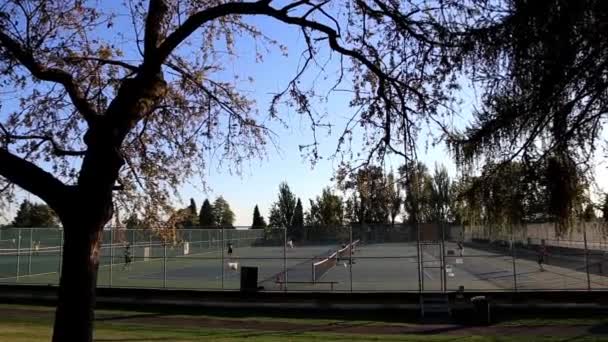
[1,226,608,292]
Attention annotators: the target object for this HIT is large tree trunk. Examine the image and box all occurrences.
[52,215,107,342]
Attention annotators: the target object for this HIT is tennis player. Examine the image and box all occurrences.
[227,242,233,256]
[123,243,132,271]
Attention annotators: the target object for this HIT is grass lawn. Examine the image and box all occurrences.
[3,305,608,341]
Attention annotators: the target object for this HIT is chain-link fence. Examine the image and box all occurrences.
[1,223,607,291]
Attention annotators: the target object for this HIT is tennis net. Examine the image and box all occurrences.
[337,239,360,260]
[312,251,338,282]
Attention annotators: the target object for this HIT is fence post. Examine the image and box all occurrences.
[109,228,114,288]
[584,223,591,291]
[283,227,287,292]
[28,228,33,276]
[511,225,518,291]
[58,229,63,277]
[441,223,446,293]
[349,225,353,293]
[163,240,167,289]
[16,229,22,281]
[416,222,423,292]
[221,227,224,290]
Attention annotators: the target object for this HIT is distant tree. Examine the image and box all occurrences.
[430,165,451,223]
[251,205,267,228]
[603,195,608,223]
[124,213,144,230]
[336,166,389,224]
[292,198,304,227]
[270,182,297,227]
[399,162,433,224]
[199,199,216,228]
[582,204,596,222]
[12,200,58,227]
[182,198,198,227]
[213,197,235,228]
[306,188,344,226]
[386,172,402,226]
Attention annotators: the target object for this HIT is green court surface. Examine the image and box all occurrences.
[2,238,608,291]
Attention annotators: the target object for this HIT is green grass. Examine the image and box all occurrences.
[3,305,608,342]
[3,318,608,342]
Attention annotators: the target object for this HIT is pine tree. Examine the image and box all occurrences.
[252,205,267,228]
[199,199,216,228]
[292,198,304,228]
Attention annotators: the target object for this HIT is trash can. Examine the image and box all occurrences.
[471,296,490,325]
[240,266,258,292]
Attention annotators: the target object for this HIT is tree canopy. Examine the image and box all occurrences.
[213,196,234,227]
[11,200,58,228]
[199,199,216,228]
[306,187,344,226]
[251,204,266,228]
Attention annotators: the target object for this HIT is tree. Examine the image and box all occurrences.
[0,1,481,339]
[251,205,266,228]
[399,162,433,224]
[386,172,402,226]
[582,204,596,222]
[168,199,199,229]
[213,196,235,228]
[430,165,451,223]
[199,199,216,228]
[12,200,59,227]
[271,182,297,227]
[306,188,344,226]
[181,198,198,227]
[448,0,608,234]
[336,166,390,224]
[292,198,304,228]
[124,213,143,230]
[603,195,608,223]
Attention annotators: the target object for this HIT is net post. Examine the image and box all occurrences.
[283,226,287,292]
[28,228,33,276]
[16,228,21,281]
[584,222,591,291]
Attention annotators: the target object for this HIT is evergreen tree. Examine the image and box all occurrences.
[12,200,58,227]
[199,199,216,228]
[252,205,267,228]
[214,196,235,228]
[292,198,304,233]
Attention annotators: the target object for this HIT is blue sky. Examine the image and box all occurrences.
[1,3,606,226]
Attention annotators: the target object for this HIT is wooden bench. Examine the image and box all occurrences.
[275,281,339,291]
